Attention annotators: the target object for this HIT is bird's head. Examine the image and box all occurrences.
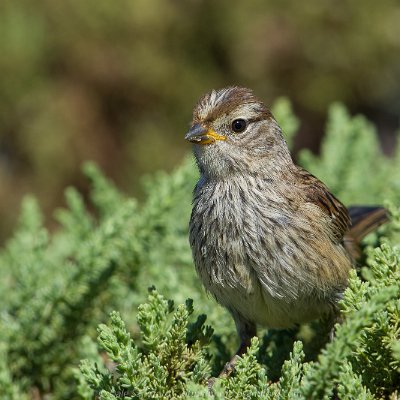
[185,87,292,179]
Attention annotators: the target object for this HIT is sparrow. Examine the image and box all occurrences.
[185,87,387,370]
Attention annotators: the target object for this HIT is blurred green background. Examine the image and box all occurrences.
[1,0,400,243]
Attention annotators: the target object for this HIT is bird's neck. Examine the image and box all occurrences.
[199,158,296,185]
[193,135,295,182]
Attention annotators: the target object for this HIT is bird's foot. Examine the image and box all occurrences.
[219,355,240,379]
[207,355,240,393]
[207,338,252,391]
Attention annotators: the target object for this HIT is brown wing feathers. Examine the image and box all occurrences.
[297,168,351,242]
[298,168,388,258]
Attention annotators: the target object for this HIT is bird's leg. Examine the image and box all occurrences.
[328,310,343,341]
[208,318,256,391]
[219,316,257,378]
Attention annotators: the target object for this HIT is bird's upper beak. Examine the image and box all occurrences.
[185,123,226,145]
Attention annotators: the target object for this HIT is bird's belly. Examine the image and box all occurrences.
[200,260,334,328]
[190,182,350,328]
[191,224,346,328]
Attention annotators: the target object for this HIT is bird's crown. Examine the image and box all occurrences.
[193,86,272,123]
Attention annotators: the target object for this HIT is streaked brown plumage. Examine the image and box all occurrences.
[185,87,387,370]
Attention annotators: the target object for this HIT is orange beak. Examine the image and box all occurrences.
[185,123,226,145]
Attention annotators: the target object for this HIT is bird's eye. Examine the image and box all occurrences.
[231,119,247,133]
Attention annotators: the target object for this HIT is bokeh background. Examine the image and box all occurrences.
[1,0,400,243]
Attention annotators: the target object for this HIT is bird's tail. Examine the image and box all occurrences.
[343,206,388,259]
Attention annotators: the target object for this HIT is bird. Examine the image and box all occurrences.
[185,86,387,372]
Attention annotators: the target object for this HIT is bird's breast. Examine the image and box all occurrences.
[190,177,287,289]
[189,175,351,327]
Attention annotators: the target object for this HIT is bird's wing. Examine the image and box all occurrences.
[296,167,351,243]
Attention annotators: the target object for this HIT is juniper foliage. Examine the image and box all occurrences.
[0,100,399,398]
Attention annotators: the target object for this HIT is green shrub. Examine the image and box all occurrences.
[0,100,399,398]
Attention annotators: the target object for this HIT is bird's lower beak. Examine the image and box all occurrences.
[185,123,226,145]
